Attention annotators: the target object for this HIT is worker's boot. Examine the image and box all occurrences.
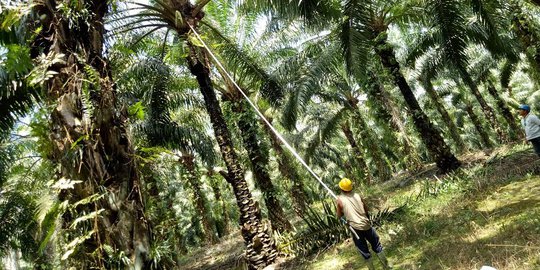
[364,257,376,270]
[376,250,393,269]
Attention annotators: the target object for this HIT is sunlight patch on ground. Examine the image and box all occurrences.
[310,257,345,270]
[305,240,368,270]
[464,217,513,243]
[476,176,540,212]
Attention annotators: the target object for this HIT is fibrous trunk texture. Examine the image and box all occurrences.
[486,81,521,141]
[262,119,312,217]
[341,122,372,184]
[231,99,292,232]
[187,53,277,269]
[423,80,466,152]
[459,68,507,142]
[33,1,150,268]
[374,32,460,173]
[180,154,217,244]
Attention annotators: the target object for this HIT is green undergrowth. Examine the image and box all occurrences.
[294,146,540,270]
[177,145,540,270]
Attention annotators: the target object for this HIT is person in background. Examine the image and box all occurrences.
[336,178,391,270]
[518,104,540,157]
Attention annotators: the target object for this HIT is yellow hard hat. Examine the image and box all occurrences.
[339,178,353,192]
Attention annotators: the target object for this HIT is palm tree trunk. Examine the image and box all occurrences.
[354,112,391,181]
[365,73,395,127]
[262,119,312,217]
[367,73,423,170]
[180,154,217,244]
[374,33,460,173]
[423,79,466,152]
[34,1,151,268]
[186,52,277,269]
[500,60,516,99]
[208,171,231,237]
[459,67,508,142]
[486,81,521,141]
[341,122,372,184]
[231,99,292,232]
[464,104,493,148]
[349,103,391,181]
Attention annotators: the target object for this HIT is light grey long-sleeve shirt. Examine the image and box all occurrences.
[521,113,540,140]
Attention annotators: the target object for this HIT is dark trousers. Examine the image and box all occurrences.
[530,137,540,157]
[351,227,383,259]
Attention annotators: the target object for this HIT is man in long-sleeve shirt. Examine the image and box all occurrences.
[519,104,540,157]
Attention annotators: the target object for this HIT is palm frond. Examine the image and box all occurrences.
[468,52,497,82]
[0,190,39,256]
[275,200,347,256]
[201,21,285,105]
[370,204,407,227]
[305,107,351,160]
[418,49,444,81]
[468,0,519,61]
[340,0,371,77]
[140,121,217,165]
[239,0,339,27]
[278,43,340,130]
[429,0,469,69]
[404,29,439,66]
[0,44,39,131]
[116,53,218,164]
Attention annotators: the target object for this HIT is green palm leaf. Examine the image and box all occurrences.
[305,107,351,160]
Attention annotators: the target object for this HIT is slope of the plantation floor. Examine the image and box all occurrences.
[290,146,540,270]
[178,145,540,270]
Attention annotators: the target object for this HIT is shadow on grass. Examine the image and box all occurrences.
[387,172,540,270]
[277,151,540,270]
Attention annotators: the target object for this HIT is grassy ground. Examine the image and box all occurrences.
[179,145,540,270]
[293,145,540,270]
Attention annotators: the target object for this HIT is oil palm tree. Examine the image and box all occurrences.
[0,6,40,132]
[450,86,494,148]
[274,42,392,182]
[419,73,467,152]
[365,68,423,171]
[30,1,151,268]
[407,0,511,143]
[201,5,294,231]
[468,50,522,140]
[508,1,540,86]
[115,48,220,244]
[419,53,495,149]
[244,0,461,173]
[414,46,467,152]
[305,73,392,182]
[361,0,461,172]
[227,97,293,231]
[112,1,278,267]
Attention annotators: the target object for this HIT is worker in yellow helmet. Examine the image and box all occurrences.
[336,178,391,270]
